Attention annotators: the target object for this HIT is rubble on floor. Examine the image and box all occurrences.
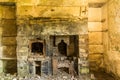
[0,70,96,80]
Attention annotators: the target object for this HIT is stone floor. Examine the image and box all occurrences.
[93,71,115,80]
[0,70,91,80]
[0,71,116,80]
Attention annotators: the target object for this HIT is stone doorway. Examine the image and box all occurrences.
[35,61,41,76]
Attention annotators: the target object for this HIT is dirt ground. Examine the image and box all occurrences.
[93,71,115,80]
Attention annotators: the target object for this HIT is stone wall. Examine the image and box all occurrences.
[103,0,120,78]
[0,0,90,76]
[15,0,88,76]
[0,4,17,73]
[88,7,104,71]
[16,17,88,76]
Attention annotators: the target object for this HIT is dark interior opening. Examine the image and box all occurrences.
[31,42,43,54]
[35,61,41,76]
[50,35,79,57]
[58,40,67,56]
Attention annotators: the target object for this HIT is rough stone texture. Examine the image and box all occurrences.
[89,32,102,44]
[0,60,3,73]
[88,0,108,3]
[88,6,104,71]
[88,22,102,31]
[17,0,87,6]
[2,46,16,58]
[103,0,120,78]
[2,37,16,45]
[0,0,120,79]
[0,27,2,36]
[0,6,15,19]
[0,0,103,77]
[14,1,88,76]
[2,20,16,36]
[15,1,88,77]
[16,0,88,19]
[0,4,17,74]
[2,60,17,74]
[17,6,87,18]
[0,0,15,2]
[101,2,108,31]
[89,45,104,53]
[16,18,88,76]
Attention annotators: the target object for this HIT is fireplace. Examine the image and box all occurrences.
[17,18,88,76]
[29,39,45,57]
[31,42,43,54]
[50,35,79,74]
[50,35,79,57]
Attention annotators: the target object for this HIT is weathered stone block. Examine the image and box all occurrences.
[88,0,107,3]
[0,60,3,73]
[79,38,86,44]
[17,5,34,16]
[39,0,87,6]
[0,6,2,18]
[89,32,102,44]
[89,45,104,53]
[88,53,103,61]
[17,56,28,60]
[0,27,2,35]
[1,6,15,19]
[0,47,3,58]
[17,0,33,4]
[88,8,101,21]
[2,37,16,45]
[89,61,99,70]
[0,60,3,67]
[3,60,17,74]
[0,0,15,2]
[17,37,28,46]
[79,66,89,74]
[18,0,87,6]
[79,34,88,40]
[2,46,16,58]
[0,67,3,73]
[17,5,80,17]
[80,48,86,53]
[17,46,28,53]
[79,52,88,58]
[89,54,103,70]
[52,57,58,74]
[102,4,108,32]
[2,20,16,36]
[88,22,102,31]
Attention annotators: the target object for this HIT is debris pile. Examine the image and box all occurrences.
[0,71,96,80]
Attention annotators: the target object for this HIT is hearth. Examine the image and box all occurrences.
[16,18,88,77]
[29,39,45,57]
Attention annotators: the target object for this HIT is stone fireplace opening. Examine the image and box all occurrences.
[29,39,45,56]
[31,42,43,55]
[17,18,88,77]
[51,35,79,75]
[28,39,46,76]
